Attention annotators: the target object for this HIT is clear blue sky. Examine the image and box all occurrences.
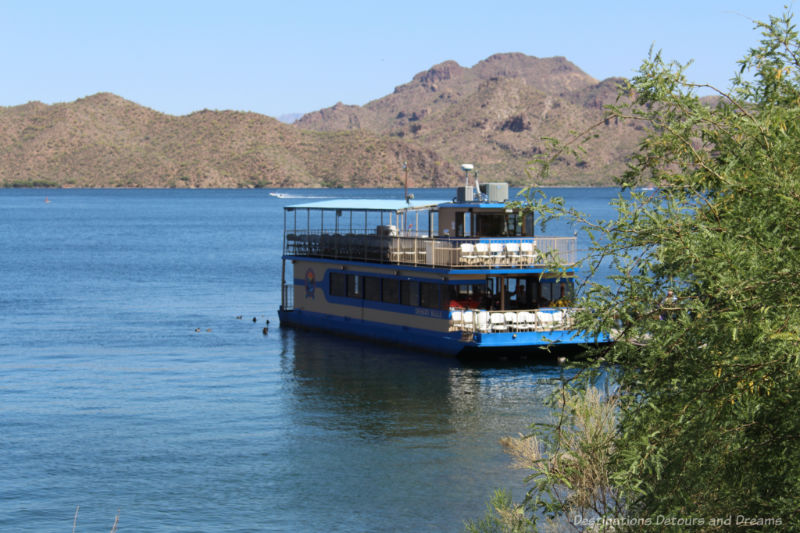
[0,0,793,118]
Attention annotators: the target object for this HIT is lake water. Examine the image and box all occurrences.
[0,187,618,532]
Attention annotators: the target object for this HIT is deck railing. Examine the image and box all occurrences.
[284,231,577,268]
[281,283,294,311]
[449,308,575,333]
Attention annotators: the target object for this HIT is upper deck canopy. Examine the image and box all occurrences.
[281,191,576,267]
[286,199,447,212]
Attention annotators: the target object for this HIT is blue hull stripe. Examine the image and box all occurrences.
[279,308,604,356]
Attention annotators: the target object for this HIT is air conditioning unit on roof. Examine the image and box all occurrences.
[485,183,509,203]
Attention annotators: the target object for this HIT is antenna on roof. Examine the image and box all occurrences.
[460,163,473,188]
[403,161,411,203]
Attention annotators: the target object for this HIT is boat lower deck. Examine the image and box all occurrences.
[279,307,607,358]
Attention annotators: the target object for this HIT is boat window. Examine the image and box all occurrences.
[540,279,574,306]
[506,277,532,309]
[364,276,381,301]
[474,212,533,237]
[347,274,362,299]
[400,280,419,307]
[556,280,575,304]
[540,281,553,304]
[420,282,441,309]
[448,284,482,309]
[506,213,530,236]
[330,273,346,297]
[382,278,400,304]
[475,213,505,236]
[505,214,519,236]
[507,213,534,236]
[455,211,471,237]
[529,280,543,307]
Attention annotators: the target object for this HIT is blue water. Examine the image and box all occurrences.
[0,187,619,532]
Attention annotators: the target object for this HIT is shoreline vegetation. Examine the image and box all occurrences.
[3,179,61,188]
[467,7,800,531]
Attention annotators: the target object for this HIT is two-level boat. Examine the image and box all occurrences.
[278,174,605,357]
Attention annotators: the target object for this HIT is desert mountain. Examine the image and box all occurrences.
[296,53,643,185]
[0,93,456,188]
[1,53,642,189]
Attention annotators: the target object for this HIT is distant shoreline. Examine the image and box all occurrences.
[1,183,620,190]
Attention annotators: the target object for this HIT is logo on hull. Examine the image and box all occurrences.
[305,268,316,299]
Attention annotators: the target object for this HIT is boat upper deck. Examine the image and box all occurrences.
[282,195,577,269]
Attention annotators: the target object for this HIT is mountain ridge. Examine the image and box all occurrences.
[296,52,641,186]
[0,92,456,188]
[1,53,642,188]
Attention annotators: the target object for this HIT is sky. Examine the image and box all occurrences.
[0,1,794,118]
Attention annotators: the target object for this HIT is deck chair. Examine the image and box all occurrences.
[474,242,491,264]
[489,242,504,264]
[515,311,531,331]
[459,242,476,265]
[504,242,520,265]
[461,310,474,332]
[490,312,507,332]
[475,310,490,333]
[450,309,463,331]
[536,310,555,329]
[504,311,518,331]
[526,311,539,331]
[520,242,536,264]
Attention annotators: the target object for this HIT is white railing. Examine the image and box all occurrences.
[284,231,576,268]
[449,308,574,333]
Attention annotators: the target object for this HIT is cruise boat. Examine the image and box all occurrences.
[278,173,605,357]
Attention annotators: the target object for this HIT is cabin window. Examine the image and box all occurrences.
[400,280,419,306]
[448,284,483,308]
[505,214,518,235]
[382,278,400,304]
[330,272,346,297]
[507,213,528,236]
[420,282,441,309]
[505,213,533,236]
[540,281,552,304]
[529,280,542,307]
[540,279,574,306]
[347,274,362,298]
[474,212,533,237]
[475,213,505,236]
[455,212,471,237]
[505,277,531,309]
[364,276,381,301]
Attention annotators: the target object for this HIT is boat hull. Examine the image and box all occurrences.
[279,307,607,358]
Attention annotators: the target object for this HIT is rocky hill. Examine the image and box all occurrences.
[296,53,644,186]
[1,53,644,189]
[0,93,456,188]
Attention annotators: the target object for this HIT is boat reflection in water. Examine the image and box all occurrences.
[274,316,574,529]
[278,327,568,438]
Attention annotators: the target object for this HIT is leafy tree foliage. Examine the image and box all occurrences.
[471,9,800,531]
[588,10,800,525]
